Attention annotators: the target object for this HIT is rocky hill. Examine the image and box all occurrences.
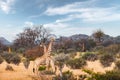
[0,37,11,46]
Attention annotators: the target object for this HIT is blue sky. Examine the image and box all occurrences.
[0,0,120,42]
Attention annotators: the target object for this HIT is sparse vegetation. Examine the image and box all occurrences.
[105,44,120,54]
[115,60,120,70]
[0,56,3,64]
[82,52,98,61]
[66,58,86,69]
[5,65,14,71]
[23,59,30,69]
[100,53,115,67]
[0,52,21,65]
[10,54,21,65]
[53,70,75,80]
[87,70,120,80]
[38,65,46,71]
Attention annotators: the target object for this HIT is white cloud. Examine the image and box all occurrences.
[44,21,120,37]
[44,0,120,23]
[24,21,34,27]
[44,0,96,16]
[0,25,23,42]
[44,22,68,28]
[0,0,15,14]
[44,22,97,37]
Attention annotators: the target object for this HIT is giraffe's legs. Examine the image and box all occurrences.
[50,59,56,73]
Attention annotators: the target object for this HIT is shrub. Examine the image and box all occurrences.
[115,60,120,70]
[53,70,76,80]
[93,46,105,52]
[100,53,115,67]
[43,70,54,75]
[0,52,21,65]
[0,56,3,64]
[1,53,14,64]
[83,69,94,75]
[38,65,46,71]
[69,52,77,58]
[88,70,120,80]
[105,44,120,54]
[5,65,14,71]
[17,48,25,53]
[78,74,87,80]
[54,53,70,68]
[66,58,86,69]
[10,54,21,65]
[54,53,70,62]
[23,59,30,69]
[83,69,120,80]
[82,52,98,61]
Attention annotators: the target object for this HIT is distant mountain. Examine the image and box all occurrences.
[114,36,120,43]
[0,37,11,46]
[70,34,89,41]
[55,34,89,42]
[55,34,120,44]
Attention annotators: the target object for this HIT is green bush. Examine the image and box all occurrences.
[66,58,86,69]
[53,70,76,80]
[83,69,95,75]
[38,65,46,71]
[88,70,120,80]
[100,53,115,67]
[82,52,98,61]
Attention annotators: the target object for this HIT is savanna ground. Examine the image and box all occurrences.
[0,52,115,80]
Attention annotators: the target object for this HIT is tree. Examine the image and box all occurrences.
[56,37,74,54]
[92,29,104,44]
[0,41,7,52]
[13,25,51,51]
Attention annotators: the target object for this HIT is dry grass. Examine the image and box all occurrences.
[0,52,115,80]
[0,61,34,80]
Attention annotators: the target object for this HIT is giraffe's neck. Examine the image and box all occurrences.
[47,41,53,54]
[39,40,53,59]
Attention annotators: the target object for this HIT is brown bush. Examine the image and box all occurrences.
[24,46,44,60]
[23,59,30,69]
[0,56,3,64]
[5,65,14,71]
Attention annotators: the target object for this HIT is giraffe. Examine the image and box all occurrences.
[33,38,56,76]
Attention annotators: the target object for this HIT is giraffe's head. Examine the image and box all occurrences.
[50,37,55,42]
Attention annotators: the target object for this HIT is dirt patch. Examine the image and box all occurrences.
[0,61,34,80]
